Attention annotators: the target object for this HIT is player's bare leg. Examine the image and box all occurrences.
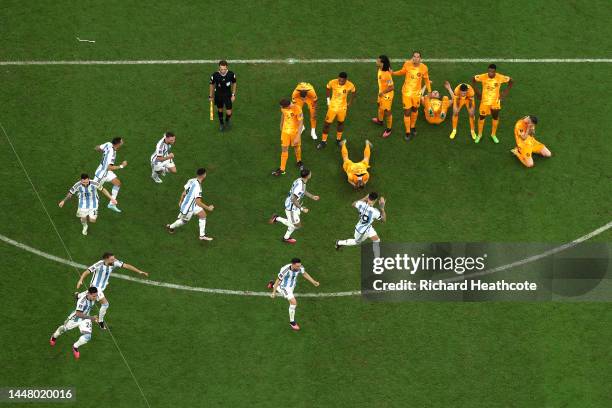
[511,148,534,168]
[197,210,213,241]
[107,178,122,213]
[539,146,552,157]
[490,109,500,143]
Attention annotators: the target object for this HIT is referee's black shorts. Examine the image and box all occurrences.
[214,93,232,109]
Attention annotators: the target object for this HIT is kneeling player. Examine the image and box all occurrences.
[340,139,373,188]
[269,258,320,331]
[49,287,99,359]
[421,86,450,126]
[444,81,477,140]
[336,192,386,258]
[511,115,551,168]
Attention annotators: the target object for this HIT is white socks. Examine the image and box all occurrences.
[373,240,381,258]
[198,218,207,236]
[276,217,296,239]
[73,333,91,348]
[289,304,296,322]
[170,219,185,229]
[338,239,357,246]
[53,325,66,338]
[111,186,120,200]
[283,225,295,239]
[99,303,109,322]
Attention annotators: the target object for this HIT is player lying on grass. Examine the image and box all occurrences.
[269,258,320,331]
[93,137,127,213]
[59,173,116,236]
[166,168,215,241]
[473,64,513,144]
[150,131,177,184]
[50,286,99,359]
[76,252,148,330]
[273,99,304,176]
[421,85,450,126]
[371,55,394,138]
[318,72,356,149]
[340,139,373,188]
[336,192,386,258]
[445,81,477,140]
[292,82,318,140]
[511,115,552,167]
[269,168,320,244]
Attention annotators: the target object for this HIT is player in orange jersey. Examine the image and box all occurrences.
[291,82,318,140]
[339,139,373,189]
[511,115,551,168]
[272,99,304,177]
[444,81,477,140]
[420,85,450,125]
[473,64,513,144]
[318,72,357,149]
[371,55,394,138]
[392,51,431,141]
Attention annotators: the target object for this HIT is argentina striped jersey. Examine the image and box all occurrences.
[278,263,305,289]
[179,178,202,214]
[67,290,96,322]
[284,178,306,211]
[88,259,124,291]
[150,136,172,164]
[354,201,382,234]
[69,180,102,210]
[95,142,116,180]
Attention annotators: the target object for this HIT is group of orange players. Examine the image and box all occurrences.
[272,51,552,183]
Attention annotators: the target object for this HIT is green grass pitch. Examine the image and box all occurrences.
[0,1,611,407]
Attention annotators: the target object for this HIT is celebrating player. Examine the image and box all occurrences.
[473,64,514,143]
[58,173,116,235]
[421,86,450,125]
[269,168,319,244]
[335,193,386,258]
[150,131,177,184]
[76,252,148,330]
[209,60,237,131]
[272,99,304,177]
[269,258,320,331]
[291,82,318,140]
[392,51,431,141]
[317,72,356,149]
[371,55,394,138]
[49,286,99,359]
[94,137,127,213]
[445,81,477,140]
[165,168,215,241]
[340,139,373,188]
[511,115,552,168]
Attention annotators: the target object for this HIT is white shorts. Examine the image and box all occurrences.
[63,317,93,334]
[276,286,295,300]
[178,205,203,222]
[76,208,98,219]
[152,158,175,172]
[95,170,117,184]
[354,227,378,244]
[285,209,301,224]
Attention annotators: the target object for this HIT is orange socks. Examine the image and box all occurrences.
[322,132,328,142]
[336,131,343,141]
[469,116,475,131]
[410,111,418,129]
[386,114,393,129]
[478,118,485,135]
[377,107,384,122]
[294,144,302,162]
[452,114,458,130]
[280,151,288,171]
[403,115,411,132]
[491,119,499,136]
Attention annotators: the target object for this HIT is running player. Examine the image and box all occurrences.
[291,82,318,140]
[421,86,451,125]
[444,81,477,140]
[58,173,116,235]
[165,168,215,240]
[371,55,394,138]
[76,252,148,330]
[335,193,386,258]
[94,137,127,212]
[511,115,552,168]
[317,72,356,149]
[340,139,373,188]
[269,168,320,244]
[473,64,514,143]
[150,131,177,184]
[269,258,320,331]
[392,51,431,141]
[49,286,99,359]
[272,99,304,177]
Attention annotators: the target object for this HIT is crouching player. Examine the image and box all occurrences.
[445,81,477,140]
[49,286,99,359]
[340,139,373,188]
[511,115,551,168]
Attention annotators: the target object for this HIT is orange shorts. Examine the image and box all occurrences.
[454,98,475,111]
[424,113,446,125]
[479,100,501,116]
[281,131,300,147]
[402,94,421,109]
[516,136,545,159]
[325,107,347,123]
[293,97,316,110]
[378,94,393,111]
[347,172,369,186]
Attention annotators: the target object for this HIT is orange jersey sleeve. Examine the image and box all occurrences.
[454,84,475,100]
[399,62,429,95]
[328,79,355,110]
[475,73,510,104]
[377,70,393,94]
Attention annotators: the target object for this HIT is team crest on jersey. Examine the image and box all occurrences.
[342,89,346,93]
[417,72,422,77]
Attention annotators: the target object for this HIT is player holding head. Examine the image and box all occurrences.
[511,115,552,167]
[272,99,304,177]
[445,81,477,140]
[421,86,451,126]
[50,286,99,359]
[339,139,373,188]
[372,55,394,138]
[291,82,318,140]
[335,192,386,258]
[269,168,320,244]
[150,131,177,184]
[269,258,320,331]
[472,64,514,143]
[58,173,116,235]
[209,60,237,131]
[166,168,215,240]
[392,51,432,141]
[94,137,127,213]
[318,72,357,149]
[76,252,148,330]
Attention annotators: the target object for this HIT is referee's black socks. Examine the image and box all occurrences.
[217,111,224,124]
[225,113,232,123]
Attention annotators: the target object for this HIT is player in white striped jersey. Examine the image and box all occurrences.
[269,258,319,331]
[49,286,99,359]
[165,168,215,241]
[94,137,127,213]
[335,192,386,258]
[268,168,319,244]
[58,173,116,235]
[150,131,177,184]
[76,252,148,330]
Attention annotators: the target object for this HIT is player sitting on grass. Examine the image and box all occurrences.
[511,115,552,168]
[340,139,373,189]
[421,86,451,126]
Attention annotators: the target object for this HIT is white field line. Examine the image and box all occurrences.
[1,58,612,66]
[2,220,610,297]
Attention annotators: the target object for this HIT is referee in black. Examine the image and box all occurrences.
[209,60,237,131]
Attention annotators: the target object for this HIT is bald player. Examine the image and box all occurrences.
[473,64,513,143]
[339,140,373,189]
[292,82,318,140]
[511,115,551,168]
[444,81,477,140]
